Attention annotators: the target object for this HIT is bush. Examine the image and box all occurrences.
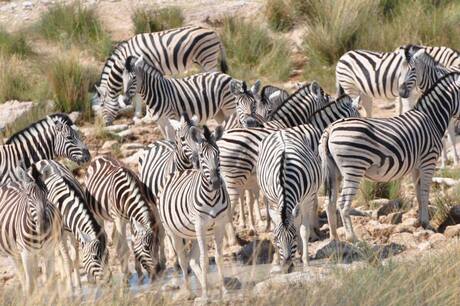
[0,55,32,102]
[0,29,33,58]
[132,6,184,34]
[37,2,112,60]
[358,179,403,208]
[47,56,95,119]
[265,0,294,32]
[221,17,292,82]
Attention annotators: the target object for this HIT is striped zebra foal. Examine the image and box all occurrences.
[34,160,109,288]
[95,26,228,124]
[158,125,230,300]
[0,113,90,185]
[320,72,460,242]
[0,164,62,294]
[85,156,160,281]
[124,55,235,139]
[259,85,289,118]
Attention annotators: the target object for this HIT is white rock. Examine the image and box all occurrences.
[23,1,33,9]
[104,124,128,133]
[0,100,34,130]
[117,129,134,138]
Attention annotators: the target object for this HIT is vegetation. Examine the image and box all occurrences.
[221,16,292,82]
[37,1,112,59]
[132,6,184,34]
[265,0,294,32]
[436,167,460,180]
[0,28,33,58]
[357,179,405,208]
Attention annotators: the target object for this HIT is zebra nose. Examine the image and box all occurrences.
[123,95,132,106]
[245,117,257,128]
[281,258,294,273]
[81,149,91,163]
[399,85,410,99]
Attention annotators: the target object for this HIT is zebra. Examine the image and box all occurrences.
[34,160,109,288]
[219,95,359,240]
[0,164,63,293]
[158,125,230,300]
[95,26,228,125]
[320,72,460,242]
[259,85,289,118]
[85,156,160,281]
[0,113,90,185]
[398,46,460,167]
[336,44,460,117]
[124,55,235,139]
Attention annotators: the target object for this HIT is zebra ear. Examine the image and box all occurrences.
[39,164,54,181]
[268,90,281,101]
[251,80,261,95]
[190,126,203,144]
[213,125,224,142]
[133,220,147,234]
[310,81,322,100]
[190,115,199,125]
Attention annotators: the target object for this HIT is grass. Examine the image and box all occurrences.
[0,28,33,58]
[47,55,96,120]
[357,179,406,209]
[0,54,33,103]
[132,6,184,34]
[435,167,460,180]
[221,16,292,82]
[265,0,294,32]
[37,1,112,60]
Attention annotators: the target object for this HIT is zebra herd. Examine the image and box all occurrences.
[1,24,460,300]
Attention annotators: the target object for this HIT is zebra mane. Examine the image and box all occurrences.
[307,94,353,118]
[6,113,74,145]
[96,40,128,86]
[403,44,423,62]
[268,82,319,115]
[414,72,460,109]
[277,131,289,225]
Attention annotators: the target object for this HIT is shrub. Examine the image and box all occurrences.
[47,55,95,119]
[37,2,112,60]
[0,29,33,58]
[132,6,184,34]
[221,17,292,82]
[265,0,294,32]
[358,179,404,208]
[0,55,32,102]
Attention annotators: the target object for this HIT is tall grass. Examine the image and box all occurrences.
[265,0,294,32]
[0,54,33,102]
[358,179,404,208]
[132,6,184,34]
[37,2,112,60]
[0,29,33,58]
[221,17,292,82]
[47,55,95,119]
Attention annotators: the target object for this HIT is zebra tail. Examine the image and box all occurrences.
[219,42,229,74]
[319,128,337,200]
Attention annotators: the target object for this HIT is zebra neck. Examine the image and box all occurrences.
[172,150,192,172]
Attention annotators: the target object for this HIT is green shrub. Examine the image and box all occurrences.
[47,56,94,119]
[0,55,33,102]
[221,17,292,82]
[358,179,403,208]
[0,29,33,58]
[37,2,112,60]
[265,0,294,32]
[132,6,184,34]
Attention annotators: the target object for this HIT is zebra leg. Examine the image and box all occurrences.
[169,235,192,294]
[253,190,263,225]
[361,94,373,117]
[20,250,35,294]
[413,167,435,229]
[213,223,227,297]
[195,221,209,300]
[70,237,82,289]
[114,218,130,281]
[338,176,360,242]
[308,197,320,241]
[238,192,246,228]
[299,197,312,269]
[58,240,74,292]
[325,179,339,240]
[246,190,257,233]
[13,257,26,292]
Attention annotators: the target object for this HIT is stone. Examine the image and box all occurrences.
[235,239,275,265]
[368,221,395,237]
[224,277,242,290]
[428,233,447,247]
[389,232,418,249]
[104,124,128,133]
[393,224,416,234]
[371,199,401,218]
[101,140,118,150]
[401,217,419,228]
[0,100,34,130]
[313,240,358,263]
[117,129,134,139]
[381,212,403,224]
[23,1,33,9]
[439,205,460,232]
[444,224,460,238]
[413,229,434,241]
[417,241,432,251]
[253,271,319,295]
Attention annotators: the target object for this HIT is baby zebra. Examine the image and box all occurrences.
[0,164,62,293]
[158,125,230,300]
[85,156,160,281]
[34,160,109,288]
[320,72,460,242]
[124,56,235,139]
[258,130,321,272]
[0,113,90,185]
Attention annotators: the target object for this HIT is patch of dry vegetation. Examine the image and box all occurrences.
[132,6,184,34]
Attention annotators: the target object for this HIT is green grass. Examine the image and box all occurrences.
[132,6,184,34]
[47,55,96,120]
[436,167,460,180]
[221,16,292,82]
[357,179,405,209]
[0,29,33,58]
[37,1,112,60]
[0,54,33,103]
[265,0,294,32]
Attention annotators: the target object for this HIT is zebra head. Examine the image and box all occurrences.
[50,114,91,165]
[95,85,120,126]
[169,113,200,170]
[230,79,262,128]
[80,230,110,283]
[258,85,289,120]
[131,219,160,279]
[269,205,299,272]
[191,125,225,190]
[121,66,138,107]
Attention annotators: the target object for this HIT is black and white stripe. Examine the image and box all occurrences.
[158,125,229,299]
[0,164,62,293]
[320,72,460,242]
[85,156,160,280]
[34,160,108,286]
[0,114,90,185]
[95,26,228,125]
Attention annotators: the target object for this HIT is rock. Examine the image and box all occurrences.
[104,124,128,133]
[444,224,460,238]
[224,277,242,290]
[413,229,434,241]
[101,140,119,150]
[368,222,395,237]
[389,232,418,249]
[381,212,403,224]
[313,240,358,263]
[432,177,460,187]
[393,224,416,234]
[253,271,319,295]
[0,100,34,130]
[439,205,460,232]
[371,199,401,218]
[235,239,275,265]
[68,111,81,123]
[117,129,134,139]
[428,233,447,247]
[23,1,33,9]
[401,217,419,228]
[417,241,431,251]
